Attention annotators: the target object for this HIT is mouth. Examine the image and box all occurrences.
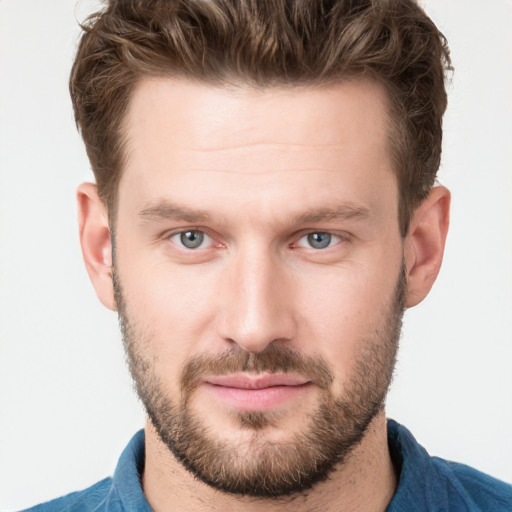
[202,373,312,411]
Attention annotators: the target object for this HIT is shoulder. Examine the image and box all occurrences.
[431,457,512,511]
[20,430,149,512]
[387,419,512,511]
[20,477,118,512]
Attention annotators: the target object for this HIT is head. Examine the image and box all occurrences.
[74,0,451,500]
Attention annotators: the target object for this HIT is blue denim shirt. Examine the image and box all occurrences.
[23,420,512,511]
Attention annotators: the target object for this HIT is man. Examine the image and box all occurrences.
[22,0,512,510]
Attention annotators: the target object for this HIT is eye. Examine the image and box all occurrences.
[170,230,211,250]
[297,232,342,250]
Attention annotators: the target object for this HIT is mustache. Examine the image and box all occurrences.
[180,345,334,394]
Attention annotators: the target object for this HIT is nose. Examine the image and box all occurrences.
[216,245,296,353]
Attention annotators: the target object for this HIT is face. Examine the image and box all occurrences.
[113,78,405,497]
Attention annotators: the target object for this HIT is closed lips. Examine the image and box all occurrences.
[204,374,311,389]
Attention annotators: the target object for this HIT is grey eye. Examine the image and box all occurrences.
[179,230,205,249]
[306,232,332,249]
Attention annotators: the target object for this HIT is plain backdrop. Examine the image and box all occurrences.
[1,1,511,510]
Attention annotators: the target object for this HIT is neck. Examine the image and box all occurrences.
[142,411,397,512]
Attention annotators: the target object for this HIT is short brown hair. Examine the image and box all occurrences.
[70,0,452,235]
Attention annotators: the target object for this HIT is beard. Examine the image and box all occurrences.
[113,266,405,499]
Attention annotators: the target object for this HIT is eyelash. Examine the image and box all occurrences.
[168,230,215,250]
[294,232,344,250]
[166,229,347,252]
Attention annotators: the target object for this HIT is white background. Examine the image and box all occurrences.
[1,1,511,510]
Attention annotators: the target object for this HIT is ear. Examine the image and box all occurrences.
[77,183,116,311]
[404,186,450,308]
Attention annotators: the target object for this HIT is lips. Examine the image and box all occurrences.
[205,373,310,389]
[202,373,312,411]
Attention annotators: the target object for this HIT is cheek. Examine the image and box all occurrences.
[294,260,401,386]
[115,246,222,389]
[116,225,217,319]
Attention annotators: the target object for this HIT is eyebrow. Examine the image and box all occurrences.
[139,201,211,223]
[293,203,371,224]
[139,200,370,226]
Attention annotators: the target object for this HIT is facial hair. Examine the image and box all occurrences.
[113,266,405,499]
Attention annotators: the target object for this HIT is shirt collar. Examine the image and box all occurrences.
[111,430,153,511]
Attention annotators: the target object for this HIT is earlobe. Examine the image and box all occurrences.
[77,183,116,311]
[404,186,450,308]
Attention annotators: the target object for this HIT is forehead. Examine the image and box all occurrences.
[119,77,397,224]
[124,77,391,153]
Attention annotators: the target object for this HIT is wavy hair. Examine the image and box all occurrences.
[70,0,452,235]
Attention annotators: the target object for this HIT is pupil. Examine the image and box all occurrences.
[180,231,204,249]
[308,232,331,249]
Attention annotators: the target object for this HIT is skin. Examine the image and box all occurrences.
[77,78,450,512]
